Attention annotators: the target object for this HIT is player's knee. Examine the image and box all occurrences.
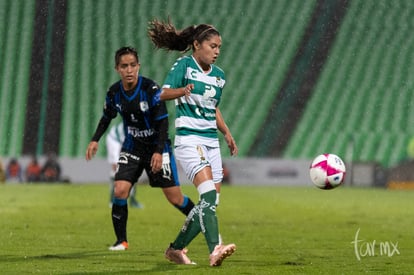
[114,181,131,198]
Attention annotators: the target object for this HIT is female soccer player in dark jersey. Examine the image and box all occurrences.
[149,19,237,266]
[86,47,195,251]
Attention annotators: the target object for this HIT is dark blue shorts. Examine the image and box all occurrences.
[114,145,180,188]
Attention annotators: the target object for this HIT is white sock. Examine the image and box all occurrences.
[197,180,216,195]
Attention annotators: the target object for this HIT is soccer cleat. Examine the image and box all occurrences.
[109,241,128,251]
[165,244,196,265]
[209,243,236,266]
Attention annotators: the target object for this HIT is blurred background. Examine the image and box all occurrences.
[1,0,413,185]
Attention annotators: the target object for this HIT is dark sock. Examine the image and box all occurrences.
[112,198,128,243]
[175,195,195,216]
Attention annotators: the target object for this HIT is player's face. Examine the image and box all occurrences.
[193,34,221,70]
[116,54,140,89]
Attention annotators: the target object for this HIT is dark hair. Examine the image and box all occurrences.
[115,46,139,66]
[148,18,220,52]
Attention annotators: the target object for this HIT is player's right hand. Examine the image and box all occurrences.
[86,141,99,161]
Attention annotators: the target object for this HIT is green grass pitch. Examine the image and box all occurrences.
[0,183,413,274]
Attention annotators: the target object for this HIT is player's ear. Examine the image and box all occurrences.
[193,41,200,50]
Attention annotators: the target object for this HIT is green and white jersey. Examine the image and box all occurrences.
[163,55,226,148]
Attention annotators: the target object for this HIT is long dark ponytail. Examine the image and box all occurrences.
[148,18,220,52]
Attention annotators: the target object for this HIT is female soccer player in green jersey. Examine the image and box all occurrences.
[148,19,238,266]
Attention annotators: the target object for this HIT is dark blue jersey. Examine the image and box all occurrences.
[91,76,169,156]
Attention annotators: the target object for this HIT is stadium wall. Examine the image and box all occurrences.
[1,156,386,187]
[1,157,314,185]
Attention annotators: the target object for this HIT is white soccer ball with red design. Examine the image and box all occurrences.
[309,153,346,190]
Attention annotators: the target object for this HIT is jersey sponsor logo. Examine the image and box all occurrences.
[127,126,154,138]
[204,112,215,118]
[194,107,215,118]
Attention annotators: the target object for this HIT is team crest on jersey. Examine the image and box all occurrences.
[140,101,149,112]
[216,76,225,88]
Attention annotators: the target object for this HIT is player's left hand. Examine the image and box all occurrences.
[224,134,238,156]
[151,152,162,173]
[86,141,99,161]
[183,84,194,98]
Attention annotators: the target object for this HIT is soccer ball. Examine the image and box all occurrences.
[309,153,346,190]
